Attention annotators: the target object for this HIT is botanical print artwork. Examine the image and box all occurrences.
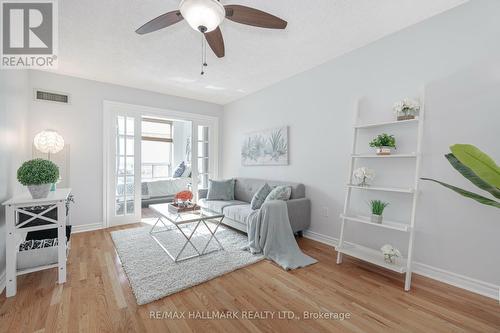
[242,127,288,166]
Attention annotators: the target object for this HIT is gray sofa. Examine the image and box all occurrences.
[198,178,310,235]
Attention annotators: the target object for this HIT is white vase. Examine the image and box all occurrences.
[28,184,51,199]
[371,214,383,224]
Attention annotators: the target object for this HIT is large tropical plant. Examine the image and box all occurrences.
[421,144,500,209]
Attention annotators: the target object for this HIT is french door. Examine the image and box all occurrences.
[104,101,219,227]
[106,109,142,226]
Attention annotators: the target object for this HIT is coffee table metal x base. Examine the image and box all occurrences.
[149,215,225,262]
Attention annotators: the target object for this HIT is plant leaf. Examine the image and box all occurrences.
[421,178,500,209]
[445,154,500,199]
[450,144,500,188]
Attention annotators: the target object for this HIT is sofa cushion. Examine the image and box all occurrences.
[198,198,246,214]
[223,204,254,224]
[234,178,305,203]
[265,186,292,202]
[250,183,272,210]
[207,179,235,201]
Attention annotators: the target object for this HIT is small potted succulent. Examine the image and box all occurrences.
[370,200,389,224]
[381,244,401,264]
[393,98,420,121]
[17,159,59,199]
[369,133,396,155]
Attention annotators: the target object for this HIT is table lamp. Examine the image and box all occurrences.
[33,130,64,160]
[33,130,64,191]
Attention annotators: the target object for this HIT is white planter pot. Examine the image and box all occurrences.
[28,184,51,199]
[371,214,383,224]
[375,146,392,155]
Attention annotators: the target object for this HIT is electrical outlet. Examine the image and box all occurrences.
[321,206,329,218]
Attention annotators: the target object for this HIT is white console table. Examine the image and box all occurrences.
[2,188,72,297]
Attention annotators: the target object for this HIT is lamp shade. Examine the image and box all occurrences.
[34,130,65,154]
[179,0,225,32]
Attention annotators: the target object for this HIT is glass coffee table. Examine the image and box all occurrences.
[149,204,225,262]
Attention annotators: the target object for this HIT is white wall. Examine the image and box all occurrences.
[0,70,30,280]
[222,0,500,292]
[27,71,223,229]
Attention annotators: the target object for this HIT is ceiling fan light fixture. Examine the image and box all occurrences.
[179,0,225,33]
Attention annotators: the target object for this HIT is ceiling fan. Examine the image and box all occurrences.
[136,0,287,67]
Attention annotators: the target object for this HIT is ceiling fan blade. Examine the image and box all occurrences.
[136,10,183,35]
[224,5,287,29]
[205,27,225,58]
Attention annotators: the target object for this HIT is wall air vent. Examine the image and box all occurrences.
[34,89,70,104]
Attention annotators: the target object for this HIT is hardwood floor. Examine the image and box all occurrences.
[1,223,499,332]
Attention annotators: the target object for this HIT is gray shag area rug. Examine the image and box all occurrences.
[111,224,263,305]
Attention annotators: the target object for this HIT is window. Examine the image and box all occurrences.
[141,117,173,180]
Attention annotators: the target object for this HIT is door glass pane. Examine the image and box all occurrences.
[198,126,208,141]
[126,158,134,175]
[118,116,125,135]
[197,142,208,158]
[126,117,134,135]
[116,176,125,195]
[197,158,208,174]
[117,157,125,176]
[200,174,209,189]
[197,125,210,189]
[118,136,125,155]
[116,200,124,215]
[126,200,134,214]
[125,176,134,196]
[126,137,134,156]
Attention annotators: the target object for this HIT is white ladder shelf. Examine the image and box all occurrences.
[335,97,425,291]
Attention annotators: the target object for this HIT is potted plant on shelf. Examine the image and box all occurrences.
[17,159,59,199]
[369,133,396,155]
[393,98,420,121]
[370,200,389,223]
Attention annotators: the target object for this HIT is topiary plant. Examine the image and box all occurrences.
[17,159,59,186]
[369,133,396,148]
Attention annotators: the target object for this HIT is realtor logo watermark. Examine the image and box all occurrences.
[1,0,58,69]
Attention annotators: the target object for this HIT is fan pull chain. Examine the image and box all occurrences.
[200,34,208,75]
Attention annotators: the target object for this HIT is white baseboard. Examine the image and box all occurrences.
[0,270,5,295]
[303,230,338,246]
[303,230,499,302]
[72,222,103,234]
[413,262,499,301]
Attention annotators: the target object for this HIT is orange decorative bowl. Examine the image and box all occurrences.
[175,190,193,202]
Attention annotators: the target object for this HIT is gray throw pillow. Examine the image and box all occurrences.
[207,179,235,201]
[265,185,292,202]
[250,183,272,210]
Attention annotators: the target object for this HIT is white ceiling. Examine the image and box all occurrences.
[54,0,467,104]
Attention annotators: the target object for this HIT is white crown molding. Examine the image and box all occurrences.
[303,230,499,302]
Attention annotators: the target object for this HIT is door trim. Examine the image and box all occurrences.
[102,100,220,228]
